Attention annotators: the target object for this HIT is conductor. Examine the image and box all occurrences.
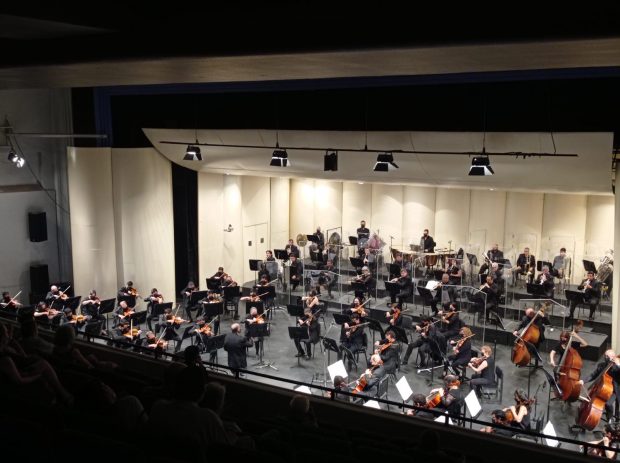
[224,323,253,370]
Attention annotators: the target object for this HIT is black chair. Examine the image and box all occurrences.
[353,331,369,366]
[321,337,340,365]
[481,366,503,403]
[375,375,390,406]
[340,345,358,372]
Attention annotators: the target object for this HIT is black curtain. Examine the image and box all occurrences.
[172,163,198,298]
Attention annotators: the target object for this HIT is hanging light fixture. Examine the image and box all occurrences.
[270,146,290,167]
[469,149,494,176]
[324,150,338,171]
[7,149,25,168]
[373,152,398,172]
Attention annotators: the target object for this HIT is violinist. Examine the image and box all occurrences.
[340,314,365,362]
[118,281,139,298]
[121,323,142,342]
[211,267,226,279]
[385,303,404,327]
[430,374,464,418]
[45,285,62,302]
[145,288,164,330]
[579,350,620,423]
[114,300,134,327]
[301,290,320,313]
[401,315,442,368]
[354,354,385,394]
[388,268,413,305]
[347,297,365,316]
[534,265,555,298]
[144,331,167,351]
[444,326,473,379]
[512,307,549,365]
[240,291,262,304]
[480,410,515,437]
[193,318,217,362]
[181,281,198,321]
[431,273,455,315]
[406,394,435,419]
[468,345,495,396]
[295,307,320,359]
[352,266,373,299]
[438,303,462,340]
[1,291,22,310]
[374,330,398,374]
[245,307,265,357]
[444,258,462,285]
[549,327,588,368]
[475,275,498,322]
[34,301,60,320]
[61,307,87,332]
[80,290,102,321]
[504,389,533,431]
[569,270,601,321]
[220,273,237,288]
[288,255,302,291]
[317,259,337,298]
[285,238,300,259]
[163,312,187,353]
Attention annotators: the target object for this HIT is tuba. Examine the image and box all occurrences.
[296,233,308,247]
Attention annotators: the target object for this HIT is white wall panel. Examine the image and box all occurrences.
[222,176,243,281]
[290,179,316,253]
[112,148,175,303]
[586,195,615,259]
[541,194,587,282]
[504,192,544,264]
[241,176,270,283]
[270,177,289,251]
[198,173,224,283]
[67,147,117,299]
[468,190,507,253]
[435,188,471,250]
[402,186,436,249]
[342,182,372,246]
[314,180,343,241]
[371,184,403,261]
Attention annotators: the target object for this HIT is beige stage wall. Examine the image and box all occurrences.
[67,147,175,302]
[198,175,614,286]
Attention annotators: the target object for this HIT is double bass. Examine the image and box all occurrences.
[577,358,618,430]
[555,321,584,402]
[511,308,545,366]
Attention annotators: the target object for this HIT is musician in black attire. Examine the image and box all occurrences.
[294,308,320,359]
[117,281,137,298]
[445,258,462,285]
[374,330,399,374]
[224,323,253,370]
[244,307,264,357]
[211,267,226,279]
[476,275,499,321]
[288,255,303,291]
[357,220,370,242]
[391,253,412,279]
[331,376,351,403]
[433,374,465,418]
[181,281,198,322]
[569,271,602,320]
[515,248,536,284]
[360,354,386,394]
[481,410,516,437]
[265,250,276,261]
[479,244,504,275]
[385,303,404,327]
[438,304,462,341]
[468,345,495,396]
[420,229,436,253]
[45,285,62,305]
[285,239,300,259]
[406,394,436,419]
[317,259,337,298]
[80,290,103,322]
[314,227,325,254]
[512,307,550,366]
[388,268,413,304]
[445,326,473,379]
[432,273,455,315]
[401,316,444,367]
[340,314,365,366]
[534,265,555,298]
[579,349,620,423]
[549,329,588,368]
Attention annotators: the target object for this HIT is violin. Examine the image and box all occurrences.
[469,356,485,368]
[123,327,140,339]
[440,310,461,324]
[377,340,394,353]
[128,288,139,297]
[147,338,167,349]
[453,333,475,352]
[71,314,86,323]
[511,308,545,366]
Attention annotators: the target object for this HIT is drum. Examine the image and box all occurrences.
[425,254,438,267]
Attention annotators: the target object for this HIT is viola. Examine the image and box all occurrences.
[378,340,394,353]
[71,314,86,323]
[470,356,485,368]
[511,308,544,366]
[123,327,140,339]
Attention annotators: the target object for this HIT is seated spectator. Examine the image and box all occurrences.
[53,324,117,371]
[140,362,186,412]
[204,382,254,448]
[149,366,229,446]
[19,319,54,357]
[287,394,318,428]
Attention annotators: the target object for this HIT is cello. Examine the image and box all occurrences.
[555,321,584,402]
[511,307,545,367]
[577,357,618,430]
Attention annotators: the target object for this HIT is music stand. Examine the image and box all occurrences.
[247,323,275,370]
[369,308,387,322]
[350,257,364,268]
[288,326,309,367]
[117,295,137,309]
[274,249,288,260]
[582,260,597,274]
[351,281,367,299]
[99,298,116,330]
[245,300,264,315]
[202,301,224,319]
[536,260,553,272]
[366,318,385,344]
[389,325,409,345]
[306,234,319,244]
[205,334,226,366]
[348,236,358,246]
[131,310,147,326]
[539,367,562,424]
[206,278,221,291]
[64,296,82,313]
[526,283,546,298]
[333,313,352,325]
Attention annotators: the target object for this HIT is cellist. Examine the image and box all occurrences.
[353,354,385,394]
[579,350,620,423]
[512,307,550,366]
[549,326,588,369]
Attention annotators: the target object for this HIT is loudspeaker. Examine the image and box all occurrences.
[30,264,49,295]
[28,212,47,242]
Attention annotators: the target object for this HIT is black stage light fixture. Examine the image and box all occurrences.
[324,150,338,171]
[270,149,290,167]
[373,152,398,172]
[469,156,494,176]
[184,145,202,161]
[8,149,25,168]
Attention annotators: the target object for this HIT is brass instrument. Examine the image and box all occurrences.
[296,233,308,247]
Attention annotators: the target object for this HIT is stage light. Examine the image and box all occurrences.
[8,150,25,168]
[270,149,290,167]
[373,152,398,172]
[324,150,338,171]
[183,145,202,161]
[469,156,494,176]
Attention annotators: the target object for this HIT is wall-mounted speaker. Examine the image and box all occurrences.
[28,212,47,242]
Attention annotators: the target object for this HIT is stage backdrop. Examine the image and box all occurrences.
[67,147,175,303]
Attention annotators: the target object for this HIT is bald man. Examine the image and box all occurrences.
[224,323,253,370]
[579,350,620,423]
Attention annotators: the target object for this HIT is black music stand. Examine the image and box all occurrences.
[417,286,435,315]
[190,290,209,306]
[348,236,358,246]
[384,280,399,296]
[289,326,309,367]
[564,289,585,323]
[350,257,364,269]
[286,304,304,319]
[369,308,387,322]
[536,260,553,272]
[245,300,264,315]
[389,325,409,345]
[206,278,221,291]
[131,310,147,327]
[582,260,597,274]
[351,281,367,299]
[526,283,546,298]
[205,334,226,366]
[202,301,224,319]
[63,296,82,313]
[249,259,262,285]
[307,234,319,245]
[333,313,352,325]
[366,317,385,344]
[99,298,116,330]
[388,263,401,279]
[117,295,137,308]
[321,337,341,369]
[248,323,275,370]
[274,249,288,260]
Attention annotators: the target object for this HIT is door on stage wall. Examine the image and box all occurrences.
[243,222,269,285]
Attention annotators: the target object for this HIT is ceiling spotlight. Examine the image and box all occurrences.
[183,145,202,161]
[270,149,290,167]
[373,152,398,172]
[8,150,25,168]
[469,156,494,176]
[324,150,338,171]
